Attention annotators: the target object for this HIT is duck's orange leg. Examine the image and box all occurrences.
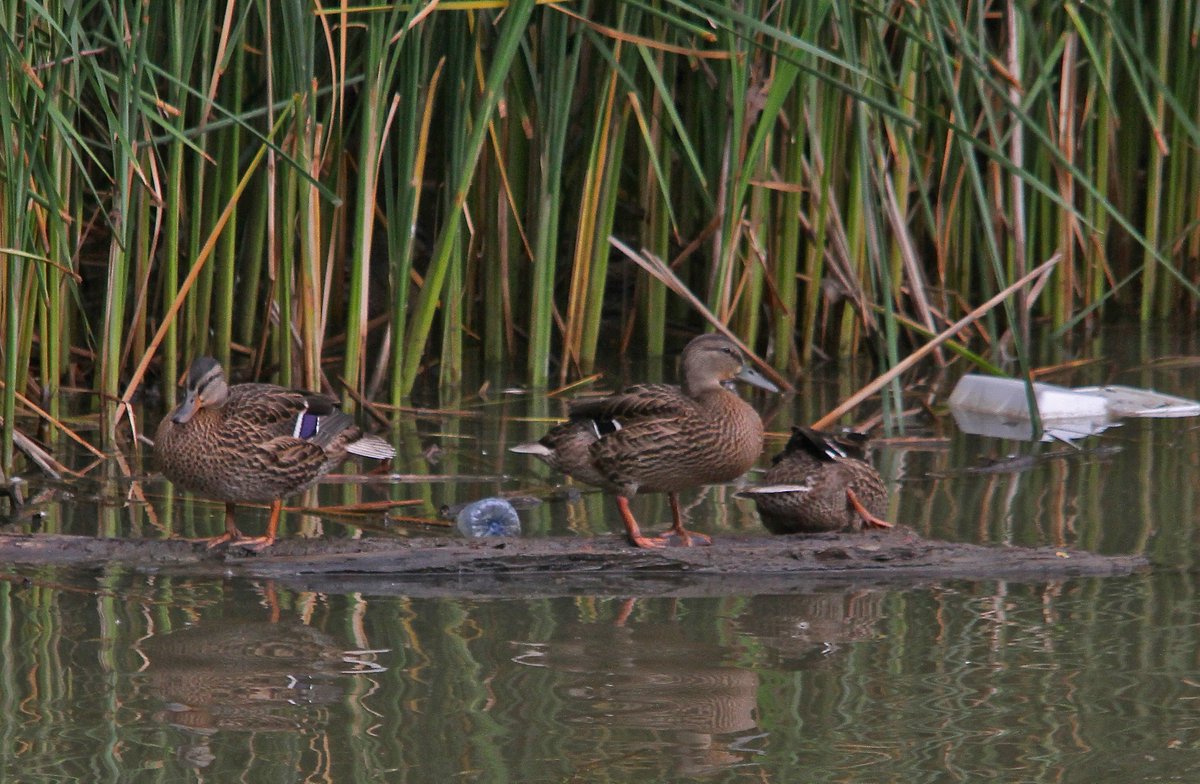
[847,489,894,530]
[199,502,243,548]
[615,496,666,549]
[234,498,281,551]
[656,492,712,546]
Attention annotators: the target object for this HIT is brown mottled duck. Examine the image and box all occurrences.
[154,357,395,550]
[739,426,892,534]
[511,334,778,548]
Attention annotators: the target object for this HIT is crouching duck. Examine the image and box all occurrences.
[154,357,395,550]
[511,334,778,548]
[739,426,892,534]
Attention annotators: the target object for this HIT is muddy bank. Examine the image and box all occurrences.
[0,529,1148,598]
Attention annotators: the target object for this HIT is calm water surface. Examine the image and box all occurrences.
[3,325,1200,782]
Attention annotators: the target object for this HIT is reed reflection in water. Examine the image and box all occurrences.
[2,571,1200,780]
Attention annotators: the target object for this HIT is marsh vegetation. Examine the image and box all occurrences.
[2,1,1198,479]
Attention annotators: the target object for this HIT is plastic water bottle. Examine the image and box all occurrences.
[456,497,521,538]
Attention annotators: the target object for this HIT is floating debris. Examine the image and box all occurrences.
[949,375,1108,420]
[1072,385,1200,418]
[929,445,1124,477]
[948,374,1200,441]
[949,375,1111,441]
[456,497,521,538]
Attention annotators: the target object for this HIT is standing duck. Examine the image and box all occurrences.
[511,334,778,548]
[739,426,892,534]
[154,357,395,550]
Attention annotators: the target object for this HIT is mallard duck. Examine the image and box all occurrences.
[511,334,778,548]
[739,426,892,534]
[154,357,395,550]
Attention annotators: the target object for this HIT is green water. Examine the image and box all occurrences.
[3,325,1200,782]
[0,573,1197,782]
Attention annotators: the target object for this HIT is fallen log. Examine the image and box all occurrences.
[0,529,1148,598]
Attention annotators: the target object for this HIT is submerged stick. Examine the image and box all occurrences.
[813,253,1063,429]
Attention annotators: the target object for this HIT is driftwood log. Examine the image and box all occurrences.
[0,529,1148,599]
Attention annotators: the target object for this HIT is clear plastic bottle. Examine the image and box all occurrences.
[455,497,521,538]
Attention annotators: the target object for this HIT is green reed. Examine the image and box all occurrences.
[526,7,580,387]
[1,1,1200,473]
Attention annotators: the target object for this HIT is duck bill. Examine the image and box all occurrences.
[170,390,202,424]
[735,365,779,393]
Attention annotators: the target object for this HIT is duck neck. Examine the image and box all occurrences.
[682,377,725,399]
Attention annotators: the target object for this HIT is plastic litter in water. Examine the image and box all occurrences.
[948,375,1111,441]
[948,375,1109,420]
[456,497,521,538]
[1071,385,1200,418]
[948,374,1200,441]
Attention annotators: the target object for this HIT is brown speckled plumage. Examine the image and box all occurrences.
[742,426,890,534]
[512,334,777,548]
[154,357,394,549]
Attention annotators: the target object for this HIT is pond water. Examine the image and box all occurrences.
[3,325,1200,782]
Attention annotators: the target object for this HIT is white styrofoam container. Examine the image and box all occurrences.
[948,375,1109,421]
[1072,385,1200,418]
[949,406,1115,441]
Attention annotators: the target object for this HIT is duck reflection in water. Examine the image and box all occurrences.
[515,603,763,777]
[732,590,887,668]
[134,614,352,767]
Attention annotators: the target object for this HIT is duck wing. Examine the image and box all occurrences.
[567,384,690,424]
[780,426,871,464]
[223,384,344,441]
